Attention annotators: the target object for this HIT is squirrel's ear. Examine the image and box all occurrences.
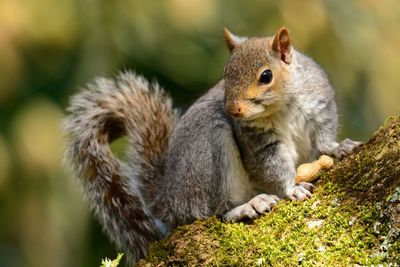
[271,27,292,64]
[224,28,246,53]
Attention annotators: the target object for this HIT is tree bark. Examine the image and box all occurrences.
[138,116,400,266]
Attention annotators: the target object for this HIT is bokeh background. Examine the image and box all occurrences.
[0,0,399,266]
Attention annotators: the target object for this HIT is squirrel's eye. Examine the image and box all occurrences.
[259,69,273,84]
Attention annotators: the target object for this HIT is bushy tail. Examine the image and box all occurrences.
[63,72,178,264]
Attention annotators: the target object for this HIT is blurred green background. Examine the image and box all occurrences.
[0,0,399,266]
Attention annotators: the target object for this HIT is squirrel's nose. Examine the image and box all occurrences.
[226,100,243,117]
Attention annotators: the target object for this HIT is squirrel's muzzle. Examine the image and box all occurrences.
[225,100,247,118]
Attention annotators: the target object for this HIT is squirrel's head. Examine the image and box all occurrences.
[223,27,293,120]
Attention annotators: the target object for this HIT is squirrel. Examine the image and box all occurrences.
[63,27,362,264]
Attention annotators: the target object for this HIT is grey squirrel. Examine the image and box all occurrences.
[63,27,362,264]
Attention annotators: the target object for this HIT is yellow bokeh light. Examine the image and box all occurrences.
[12,98,64,175]
[165,0,217,31]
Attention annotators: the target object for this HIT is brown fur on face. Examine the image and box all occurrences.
[223,28,292,120]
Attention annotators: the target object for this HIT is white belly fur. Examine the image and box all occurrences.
[274,108,314,165]
[249,104,314,166]
[224,104,315,206]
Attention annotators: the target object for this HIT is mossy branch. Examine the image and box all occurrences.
[138,117,400,266]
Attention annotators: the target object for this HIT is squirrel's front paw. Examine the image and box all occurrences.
[224,194,280,222]
[336,138,362,159]
[321,139,362,159]
[286,182,314,201]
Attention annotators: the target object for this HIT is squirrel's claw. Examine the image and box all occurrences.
[287,184,313,201]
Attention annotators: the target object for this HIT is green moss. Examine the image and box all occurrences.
[199,185,385,266]
[138,117,400,266]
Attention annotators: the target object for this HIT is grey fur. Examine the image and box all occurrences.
[63,32,361,264]
[63,72,178,264]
